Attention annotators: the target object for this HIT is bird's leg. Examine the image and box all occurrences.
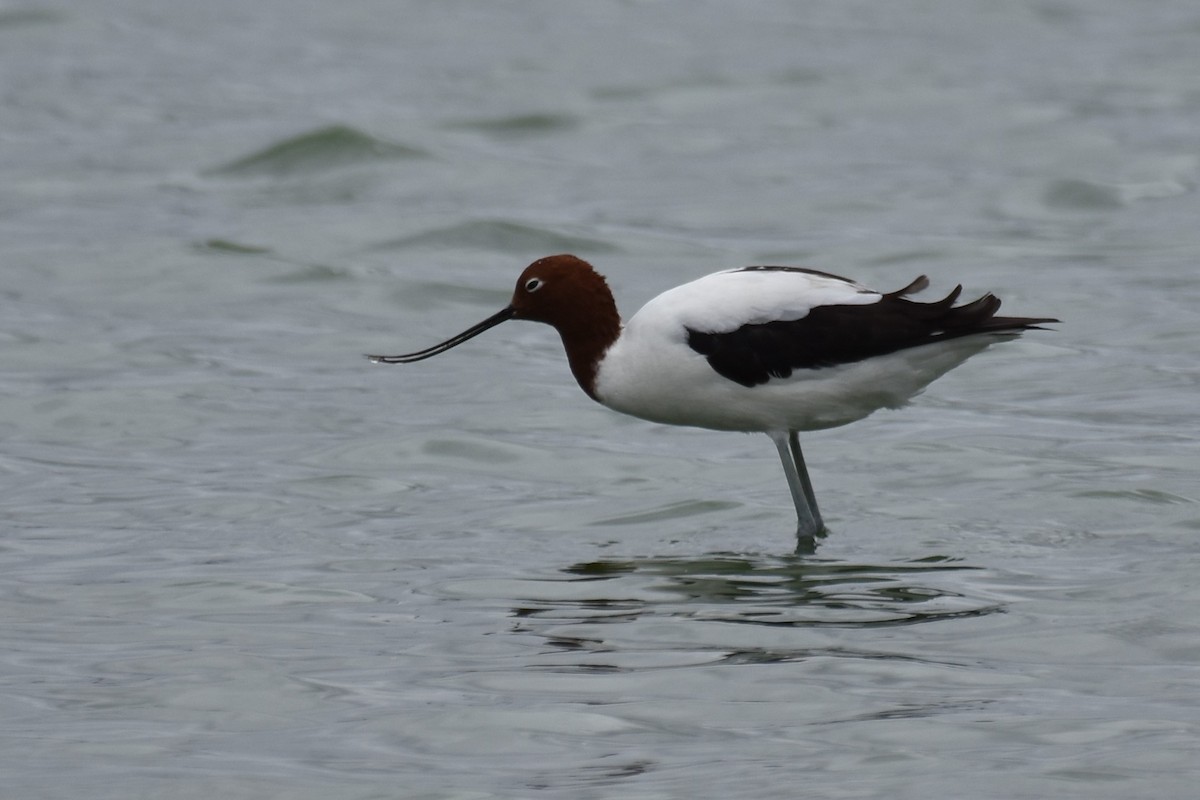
[788,431,822,526]
[769,431,826,549]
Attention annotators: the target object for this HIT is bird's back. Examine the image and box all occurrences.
[594,267,1055,433]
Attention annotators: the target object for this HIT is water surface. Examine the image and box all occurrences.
[3,1,1199,797]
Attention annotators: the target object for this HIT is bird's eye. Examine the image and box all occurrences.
[524,277,544,293]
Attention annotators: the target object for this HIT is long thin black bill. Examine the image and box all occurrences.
[366,306,516,364]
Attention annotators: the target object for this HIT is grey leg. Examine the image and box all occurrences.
[789,431,822,526]
[768,431,825,545]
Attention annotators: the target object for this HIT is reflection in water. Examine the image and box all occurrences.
[496,554,1010,791]
[510,554,1002,642]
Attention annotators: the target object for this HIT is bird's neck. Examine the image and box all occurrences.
[555,308,622,402]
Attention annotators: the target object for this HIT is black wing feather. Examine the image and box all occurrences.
[686,274,1057,388]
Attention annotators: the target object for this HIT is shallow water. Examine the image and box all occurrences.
[3,1,1200,797]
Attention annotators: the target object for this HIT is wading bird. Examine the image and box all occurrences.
[368,254,1055,549]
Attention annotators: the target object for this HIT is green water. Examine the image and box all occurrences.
[3,1,1199,798]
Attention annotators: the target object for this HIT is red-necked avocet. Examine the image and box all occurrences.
[368,254,1056,548]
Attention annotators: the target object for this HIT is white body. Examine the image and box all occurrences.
[593,268,1005,432]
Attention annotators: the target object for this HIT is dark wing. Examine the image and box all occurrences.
[686,274,1057,388]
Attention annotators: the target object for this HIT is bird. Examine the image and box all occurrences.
[367,254,1056,549]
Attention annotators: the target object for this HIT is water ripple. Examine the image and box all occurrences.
[206,125,427,177]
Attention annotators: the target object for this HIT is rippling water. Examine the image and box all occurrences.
[4,1,1200,797]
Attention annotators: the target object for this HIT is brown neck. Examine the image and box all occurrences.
[556,311,621,401]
